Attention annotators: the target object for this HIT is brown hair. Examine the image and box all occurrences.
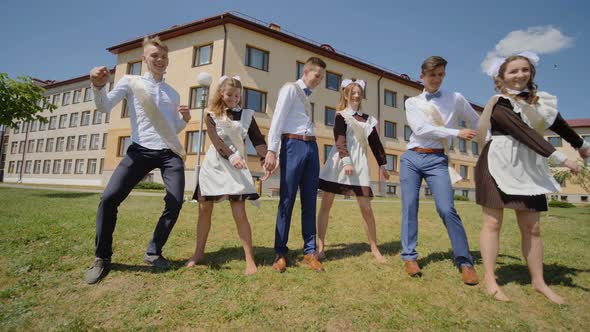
[304,56,326,69]
[142,36,168,52]
[495,55,538,104]
[421,56,447,73]
[337,83,363,111]
[208,77,242,118]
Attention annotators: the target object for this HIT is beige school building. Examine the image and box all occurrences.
[3,12,588,201]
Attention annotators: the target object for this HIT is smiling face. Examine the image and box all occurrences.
[303,64,325,89]
[142,44,169,79]
[499,58,532,91]
[222,86,241,109]
[346,84,363,110]
[420,65,446,93]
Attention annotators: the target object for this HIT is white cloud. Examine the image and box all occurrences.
[481,26,573,74]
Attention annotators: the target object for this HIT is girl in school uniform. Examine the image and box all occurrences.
[317,79,390,263]
[187,76,270,275]
[476,53,589,303]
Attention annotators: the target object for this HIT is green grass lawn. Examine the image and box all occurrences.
[0,187,589,331]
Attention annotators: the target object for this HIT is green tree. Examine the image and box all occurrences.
[553,162,590,194]
[0,73,56,128]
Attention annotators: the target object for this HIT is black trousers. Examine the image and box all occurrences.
[94,143,185,259]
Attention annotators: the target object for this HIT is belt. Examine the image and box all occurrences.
[282,134,316,142]
[410,147,444,154]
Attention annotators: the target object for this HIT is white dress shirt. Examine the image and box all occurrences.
[405,89,479,149]
[267,79,314,153]
[93,72,186,150]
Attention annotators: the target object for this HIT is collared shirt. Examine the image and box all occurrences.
[93,72,186,150]
[267,79,314,152]
[405,89,480,149]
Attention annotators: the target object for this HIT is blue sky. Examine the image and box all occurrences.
[1,0,588,119]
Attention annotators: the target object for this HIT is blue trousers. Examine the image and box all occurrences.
[400,150,473,267]
[274,138,319,255]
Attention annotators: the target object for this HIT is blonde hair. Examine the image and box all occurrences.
[421,56,447,73]
[337,83,363,111]
[208,77,243,118]
[142,36,168,52]
[495,55,538,104]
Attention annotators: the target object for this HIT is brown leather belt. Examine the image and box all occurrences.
[410,147,444,154]
[282,134,316,142]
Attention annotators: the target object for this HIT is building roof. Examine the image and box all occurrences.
[43,68,115,90]
[566,118,590,128]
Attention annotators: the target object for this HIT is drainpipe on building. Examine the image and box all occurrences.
[221,17,228,76]
[377,73,384,194]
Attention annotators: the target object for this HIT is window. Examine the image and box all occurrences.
[118,136,131,156]
[471,142,479,155]
[33,160,41,174]
[84,87,93,102]
[89,134,100,150]
[245,46,269,71]
[14,122,21,134]
[384,90,397,108]
[128,61,142,75]
[46,138,54,152]
[462,190,469,197]
[43,97,50,109]
[73,90,81,104]
[24,160,32,174]
[386,184,397,195]
[39,121,47,131]
[87,159,97,174]
[189,87,209,109]
[102,133,108,149]
[16,161,22,174]
[66,136,76,151]
[560,195,568,202]
[310,102,315,122]
[63,159,73,174]
[404,125,412,142]
[59,114,68,129]
[193,44,213,66]
[92,110,102,124]
[386,154,398,172]
[8,161,15,174]
[548,136,562,147]
[18,141,25,154]
[77,135,87,150]
[122,99,130,119]
[384,121,397,138]
[30,120,38,132]
[324,145,333,163]
[104,111,110,124]
[185,131,206,154]
[27,140,35,153]
[243,88,267,113]
[326,71,342,91]
[458,119,467,128]
[324,107,336,126]
[425,187,432,196]
[246,138,257,156]
[69,113,78,127]
[52,94,61,106]
[11,142,17,154]
[62,92,71,106]
[48,116,57,130]
[99,158,104,174]
[81,111,91,126]
[43,160,51,174]
[449,138,455,151]
[460,165,469,179]
[581,196,588,203]
[36,139,44,153]
[74,159,85,174]
[56,137,65,152]
[108,82,114,91]
[403,96,409,110]
[459,139,467,153]
[296,61,305,80]
[52,160,62,174]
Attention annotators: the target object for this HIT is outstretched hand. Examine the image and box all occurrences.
[90,66,110,88]
[563,159,580,175]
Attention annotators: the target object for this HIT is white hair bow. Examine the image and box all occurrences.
[341,78,366,90]
[485,51,540,78]
[219,75,241,85]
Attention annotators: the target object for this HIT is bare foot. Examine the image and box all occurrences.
[244,264,257,276]
[372,251,387,263]
[186,254,205,268]
[532,282,565,304]
[483,277,510,302]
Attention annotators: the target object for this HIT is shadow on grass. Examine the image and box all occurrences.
[34,192,98,199]
[321,241,401,261]
[110,259,187,274]
[418,250,520,269]
[495,263,590,291]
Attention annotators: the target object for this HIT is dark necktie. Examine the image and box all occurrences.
[425,91,442,101]
[303,88,312,97]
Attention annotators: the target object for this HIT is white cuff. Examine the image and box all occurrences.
[341,157,352,166]
[548,151,568,166]
[578,141,590,150]
[229,152,242,164]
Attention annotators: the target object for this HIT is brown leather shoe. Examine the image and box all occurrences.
[303,253,325,272]
[272,255,287,273]
[404,260,422,277]
[461,265,479,285]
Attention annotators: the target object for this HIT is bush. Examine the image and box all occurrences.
[548,200,575,208]
[454,195,469,201]
[135,181,165,190]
